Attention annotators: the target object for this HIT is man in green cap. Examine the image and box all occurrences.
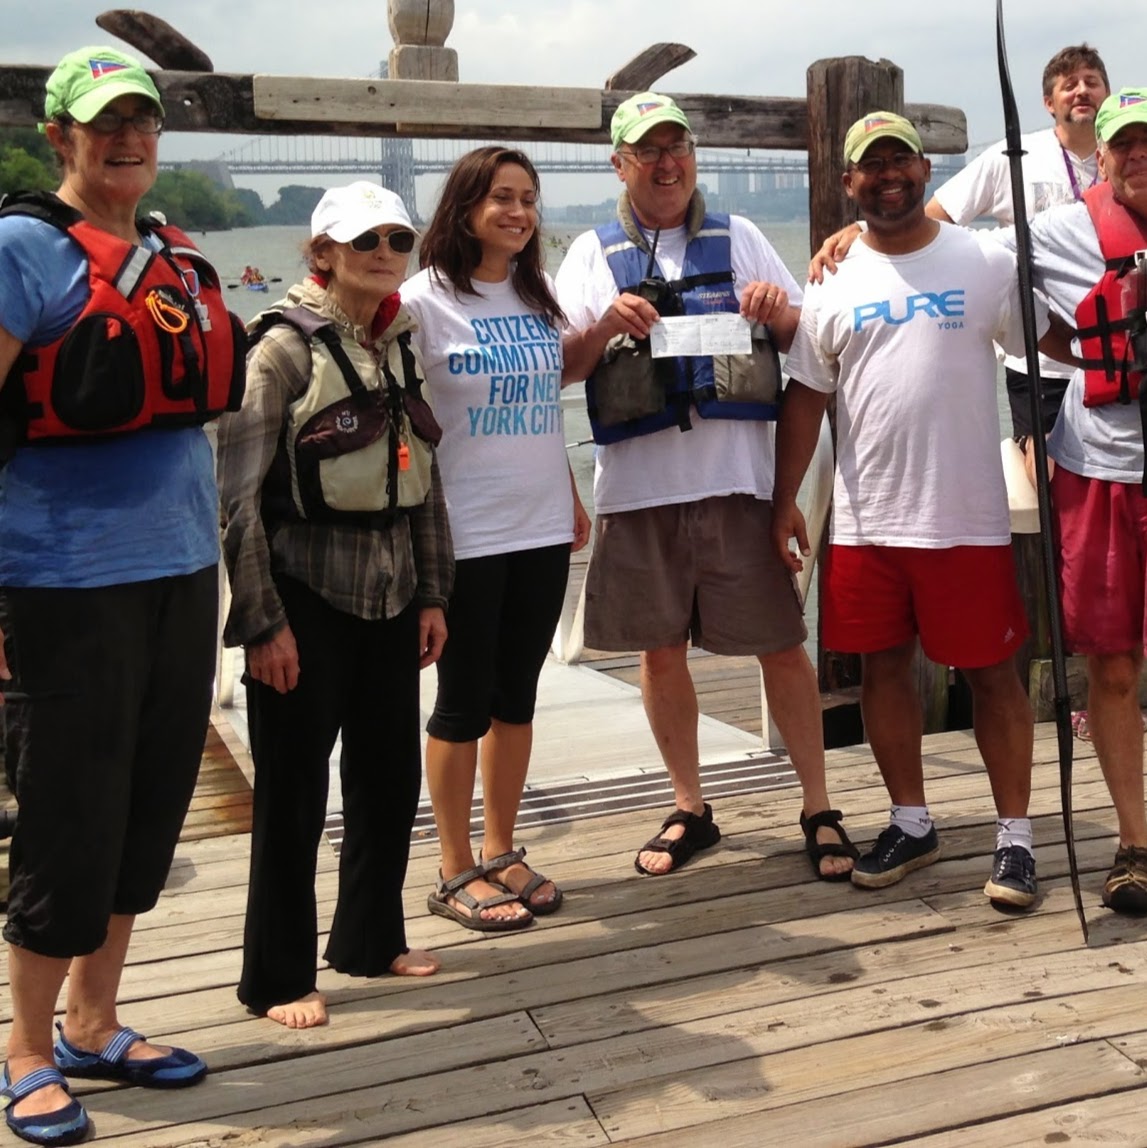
[774,109,1059,909]
[557,92,858,883]
[994,87,1147,916]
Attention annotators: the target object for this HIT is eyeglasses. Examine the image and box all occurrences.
[852,152,921,175]
[75,110,165,135]
[620,139,696,166]
[348,229,417,254]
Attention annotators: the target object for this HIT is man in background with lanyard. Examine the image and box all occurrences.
[926,44,1109,440]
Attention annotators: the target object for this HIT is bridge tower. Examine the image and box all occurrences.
[376,61,418,217]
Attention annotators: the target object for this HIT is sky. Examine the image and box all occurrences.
[6,1,1138,208]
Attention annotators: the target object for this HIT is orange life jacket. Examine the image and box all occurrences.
[1076,181,1147,408]
[0,191,245,441]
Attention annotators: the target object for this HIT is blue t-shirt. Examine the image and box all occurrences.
[0,213,219,588]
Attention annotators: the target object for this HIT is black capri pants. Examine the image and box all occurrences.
[1,567,218,957]
[427,543,570,743]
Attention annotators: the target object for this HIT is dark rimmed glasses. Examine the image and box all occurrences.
[619,139,696,166]
[63,110,165,135]
[349,229,417,254]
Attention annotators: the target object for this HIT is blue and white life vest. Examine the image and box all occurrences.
[585,211,780,445]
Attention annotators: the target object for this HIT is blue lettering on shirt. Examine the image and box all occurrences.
[457,310,564,436]
[853,290,966,331]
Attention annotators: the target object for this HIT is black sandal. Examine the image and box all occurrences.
[634,803,721,875]
[800,809,859,882]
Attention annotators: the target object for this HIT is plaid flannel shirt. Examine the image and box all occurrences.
[217,281,452,647]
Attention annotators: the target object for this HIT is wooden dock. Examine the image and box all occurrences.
[3,722,1145,1146]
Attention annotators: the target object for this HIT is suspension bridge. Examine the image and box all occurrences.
[162,135,966,218]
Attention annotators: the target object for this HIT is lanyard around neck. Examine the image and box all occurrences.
[1060,144,1098,201]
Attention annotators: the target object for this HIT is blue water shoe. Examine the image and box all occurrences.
[53,1025,206,1089]
[1,1065,90,1145]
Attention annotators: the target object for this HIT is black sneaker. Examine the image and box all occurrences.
[983,845,1037,908]
[851,824,941,889]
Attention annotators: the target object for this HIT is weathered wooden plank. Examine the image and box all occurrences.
[605,45,696,92]
[0,66,965,151]
[588,984,1147,1139]
[381,1097,610,1147]
[253,77,602,130]
[614,1042,1144,1147]
[530,906,1112,1049]
[87,982,1147,1146]
[906,1082,1147,1148]
[95,9,214,71]
[80,1012,548,1145]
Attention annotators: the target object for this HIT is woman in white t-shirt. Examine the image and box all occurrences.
[403,147,590,932]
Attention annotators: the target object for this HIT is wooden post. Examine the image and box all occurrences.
[388,0,458,82]
[804,56,948,733]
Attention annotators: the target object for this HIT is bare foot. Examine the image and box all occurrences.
[637,822,686,875]
[4,1055,74,1121]
[389,948,440,977]
[266,991,328,1029]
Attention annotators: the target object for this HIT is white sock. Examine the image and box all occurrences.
[890,804,933,838]
[996,817,1033,856]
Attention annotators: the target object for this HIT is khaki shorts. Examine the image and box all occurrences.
[584,494,807,655]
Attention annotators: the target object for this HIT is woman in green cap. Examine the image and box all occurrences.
[0,44,242,1145]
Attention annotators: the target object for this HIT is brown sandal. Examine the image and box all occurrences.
[1102,844,1147,915]
[427,864,533,932]
[482,847,563,916]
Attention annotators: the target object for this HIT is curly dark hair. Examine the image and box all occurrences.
[417,146,565,328]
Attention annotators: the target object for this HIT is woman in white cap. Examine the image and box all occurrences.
[0,44,239,1144]
[402,147,589,931]
[217,181,450,1027]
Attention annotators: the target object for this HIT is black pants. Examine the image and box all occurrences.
[0,568,217,957]
[427,544,570,742]
[237,576,422,1013]
[1005,367,1070,438]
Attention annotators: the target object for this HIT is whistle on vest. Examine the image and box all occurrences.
[144,287,190,336]
[397,439,410,471]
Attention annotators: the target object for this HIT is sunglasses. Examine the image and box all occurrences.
[349,229,416,254]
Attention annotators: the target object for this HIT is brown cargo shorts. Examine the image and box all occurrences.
[583,494,807,655]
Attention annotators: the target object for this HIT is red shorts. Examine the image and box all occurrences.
[1053,466,1147,655]
[822,544,1028,668]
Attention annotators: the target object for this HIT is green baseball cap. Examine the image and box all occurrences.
[610,92,691,150]
[1096,88,1147,143]
[843,111,923,164]
[44,45,163,124]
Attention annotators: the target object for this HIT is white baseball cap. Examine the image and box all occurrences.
[311,181,415,242]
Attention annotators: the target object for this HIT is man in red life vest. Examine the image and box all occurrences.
[1009,88,1147,914]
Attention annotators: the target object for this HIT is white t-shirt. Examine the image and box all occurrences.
[401,268,573,559]
[934,127,1098,379]
[784,224,1044,547]
[995,202,1145,484]
[555,215,802,515]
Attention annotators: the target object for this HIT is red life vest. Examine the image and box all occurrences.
[1076,181,1147,408]
[0,191,246,442]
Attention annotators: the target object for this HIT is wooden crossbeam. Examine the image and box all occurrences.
[0,67,966,152]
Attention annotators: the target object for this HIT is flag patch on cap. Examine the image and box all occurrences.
[1120,94,1147,107]
[864,116,894,132]
[636,101,662,116]
[89,58,128,79]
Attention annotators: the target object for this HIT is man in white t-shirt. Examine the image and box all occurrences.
[929,44,1109,439]
[999,89,1147,916]
[774,110,1059,910]
[557,92,858,883]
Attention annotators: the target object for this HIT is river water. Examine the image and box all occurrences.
[197,220,1015,660]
